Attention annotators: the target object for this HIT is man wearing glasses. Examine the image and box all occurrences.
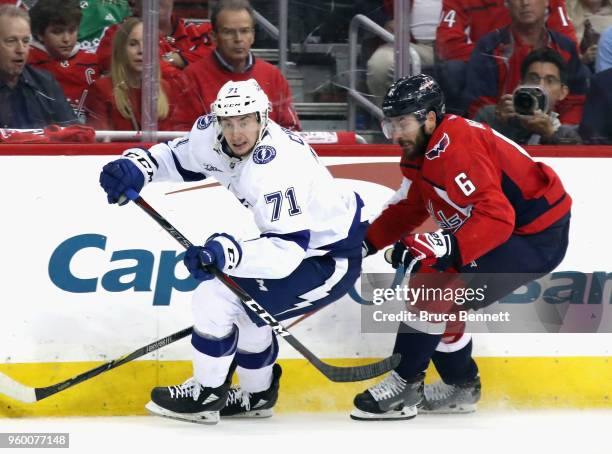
[184,0,301,130]
[474,48,582,144]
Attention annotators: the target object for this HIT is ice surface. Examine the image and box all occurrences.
[2,409,610,454]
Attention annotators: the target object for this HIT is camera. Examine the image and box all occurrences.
[512,86,549,116]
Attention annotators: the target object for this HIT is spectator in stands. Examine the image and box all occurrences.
[567,0,612,69]
[183,0,301,130]
[85,17,196,131]
[579,67,612,142]
[474,48,581,144]
[435,0,576,113]
[96,0,214,77]
[28,0,99,123]
[0,5,77,129]
[77,0,131,53]
[464,0,588,126]
[595,25,612,70]
[366,0,442,106]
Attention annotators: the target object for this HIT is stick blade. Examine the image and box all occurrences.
[320,353,401,383]
[0,372,37,403]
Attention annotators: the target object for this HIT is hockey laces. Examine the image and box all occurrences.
[369,371,407,402]
[424,381,454,402]
[168,378,202,401]
[226,387,251,411]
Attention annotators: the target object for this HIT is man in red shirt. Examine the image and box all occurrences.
[435,0,577,113]
[182,0,301,130]
[27,0,99,122]
[463,0,587,123]
[437,0,576,62]
[352,74,570,421]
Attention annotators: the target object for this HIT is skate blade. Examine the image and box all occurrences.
[350,405,417,421]
[222,408,273,419]
[419,403,477,414]
[145,401,220,425]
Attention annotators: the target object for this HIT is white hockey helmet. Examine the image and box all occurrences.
[212,79,272,139]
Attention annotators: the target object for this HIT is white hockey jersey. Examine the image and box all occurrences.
[126,116,361,279]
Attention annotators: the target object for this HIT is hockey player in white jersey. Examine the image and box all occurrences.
[98,79,368,424]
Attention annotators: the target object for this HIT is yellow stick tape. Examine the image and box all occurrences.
[1,357,610,417]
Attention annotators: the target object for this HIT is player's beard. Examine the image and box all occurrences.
[398,126,427,160]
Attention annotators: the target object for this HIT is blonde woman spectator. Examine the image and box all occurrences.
[85,17,196,131]
[567,0,612,66]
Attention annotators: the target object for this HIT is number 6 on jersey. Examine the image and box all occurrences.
[455,172,476,196]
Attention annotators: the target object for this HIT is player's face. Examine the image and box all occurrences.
[507,0,549,25]
[522,61,568,111]
[41,24,78,60]
[213,9,255,65]
[382,114,428,159]
[0,16,30,86]
[126,23,144,74]
[219,113,261,157]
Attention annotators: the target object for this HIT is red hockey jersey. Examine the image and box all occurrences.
[366,115,571,265]
[436,0,577,61]
[182,50,301,130]
[28,43,99,120]
[84,75,197,131]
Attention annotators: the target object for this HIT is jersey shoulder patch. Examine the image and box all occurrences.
[196,115,214,130]
[252,145,277,164]
[425,132,450,160]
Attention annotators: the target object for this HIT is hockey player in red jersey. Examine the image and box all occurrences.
[351,74,571,421]
[27,0,99,122]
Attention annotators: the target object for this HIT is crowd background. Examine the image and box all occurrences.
[0,0,611,144]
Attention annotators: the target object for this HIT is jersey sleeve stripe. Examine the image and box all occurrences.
[170,153,206,182]
[260,230,311,251]
[501,173,568,229]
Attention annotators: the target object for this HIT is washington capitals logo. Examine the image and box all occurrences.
[426,133,450,160]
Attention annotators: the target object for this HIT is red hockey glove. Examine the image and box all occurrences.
[389,230,458,273]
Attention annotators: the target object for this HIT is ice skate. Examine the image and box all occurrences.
[350,371,424,421]
[221,364,282,418]
[420,376,481,414]
[146,377,230,425]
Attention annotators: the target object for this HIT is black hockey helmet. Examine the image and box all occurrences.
[382,74,446,122]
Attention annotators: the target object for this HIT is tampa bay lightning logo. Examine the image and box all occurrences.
[196,115,214,130]
[425,133,450,160]
[252,145,276,164]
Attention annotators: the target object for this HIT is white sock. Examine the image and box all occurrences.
[236,365,274,393]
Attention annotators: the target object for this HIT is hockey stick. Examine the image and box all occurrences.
[124,189,401,382]
[0,326,193,403]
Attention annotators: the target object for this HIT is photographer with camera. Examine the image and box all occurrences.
[474,48,582,144]
[464,0,588,126]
